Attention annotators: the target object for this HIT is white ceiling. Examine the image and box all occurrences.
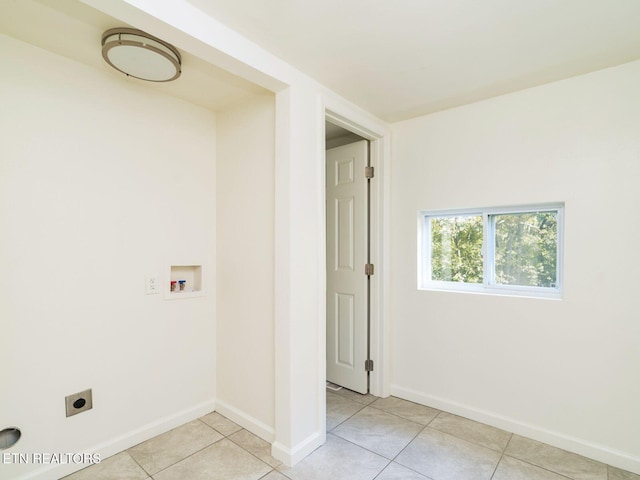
[187,0,640,122]
[5,1,640,123]
[0,0,269,112]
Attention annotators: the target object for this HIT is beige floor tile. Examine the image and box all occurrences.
[62,452,148,480]
[61,402,636,480]
[493,456,571,480]
[428,412,511,452]
[609,466,640,480]
[370,396,439,425]
[333,387,378,405]
[229,429,281,468]
[277,434,388,480]
[505,435,607,480]
[200,411,243,436]
[395,428,501,480]
[332,407,423,459]
[260,472,290,480]
[153,438,271,480]
[326,391,366,430]
[375,462,429,479]
[128,420,223,475]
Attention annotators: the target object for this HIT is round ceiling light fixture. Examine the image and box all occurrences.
[101,28,182,82]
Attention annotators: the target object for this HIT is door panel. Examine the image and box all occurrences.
[336,197,354,270]
[326,140,368,394]
[336,293,354,367]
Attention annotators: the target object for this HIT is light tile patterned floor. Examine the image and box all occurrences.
[64,389,640,480]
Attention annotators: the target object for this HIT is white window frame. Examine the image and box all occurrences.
[418,203,564,299]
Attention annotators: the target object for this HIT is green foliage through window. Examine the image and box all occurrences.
[493,212,557,288]
[424,205,561,294]
[431,216,483,283]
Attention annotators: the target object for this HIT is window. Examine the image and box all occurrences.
[419,204,563,298]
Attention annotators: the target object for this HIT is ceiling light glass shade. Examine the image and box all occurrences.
[101,28,181,82]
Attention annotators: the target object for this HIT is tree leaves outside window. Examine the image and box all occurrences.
[427,207,560,292]
[431,215,483,283]
[493,212,557,288]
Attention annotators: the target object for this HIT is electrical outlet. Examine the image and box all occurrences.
[145,275,159,295]
[65,389,93,417]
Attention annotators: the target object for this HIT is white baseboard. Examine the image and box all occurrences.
[390,384,640,476]
[214,399,275,443]
[272,431,325,467]
[15,399,216,480]
[213,399,325,467]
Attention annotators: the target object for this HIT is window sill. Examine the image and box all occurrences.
[419,282,562,300]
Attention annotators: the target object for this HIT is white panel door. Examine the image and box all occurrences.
[326,140,368,394]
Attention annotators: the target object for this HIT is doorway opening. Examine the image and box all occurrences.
[325,120,372,395]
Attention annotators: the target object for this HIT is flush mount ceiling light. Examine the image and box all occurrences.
[101,28,181,82]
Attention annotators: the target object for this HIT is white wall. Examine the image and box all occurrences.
[21,0,392,466]
[215,94,276,439]
[390,60,640,473]
[272,85,326,462]
[0,35,217,480]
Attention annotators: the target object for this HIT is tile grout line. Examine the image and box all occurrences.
[366,396,526,456]
[199,418,278,477]
[500,435,582,480]
[324,431,389,459]
[277,468,295,480]
[125,450,152,479]
[256,468,287,480]
[488,432,513,480]
[371,398,580,478]
[328,406,432,460]
[505,433,610,480]
[347,404,435,430]
[138,431,276,480]
[134,419,227,478]
[327,392,416,479]
[328,394,442,479]
[500,453,583,480]
[369,459,394,480]
[332,391,446,429]
[198,415,242,437]
[70,404,630,480]
[367,404,441,427]
[326,393,368,431]
[369,397,623,480]
[140,438,224,477]
[226,430,282,470]
[332,388,377,404]
[420,423,509,451]
[385,423,438,480]
[321,432,427,480]
[326,389,378,408]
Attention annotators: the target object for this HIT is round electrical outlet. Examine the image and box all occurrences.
[0,427,21,450]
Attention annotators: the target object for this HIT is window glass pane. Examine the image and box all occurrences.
[493,211,557,288]
[430,215,483,283]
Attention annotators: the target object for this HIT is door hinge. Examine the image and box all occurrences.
[365,166,374,179]
[365,263,374,276]
[365,359,374,372]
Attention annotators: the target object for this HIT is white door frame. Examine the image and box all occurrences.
[323,105,390,400]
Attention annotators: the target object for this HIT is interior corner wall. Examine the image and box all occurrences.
[390,60,640,473]
[215,94,276,439]
[0,35,217,480]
